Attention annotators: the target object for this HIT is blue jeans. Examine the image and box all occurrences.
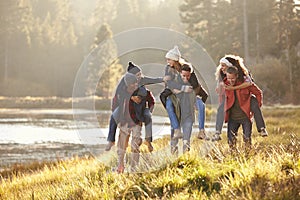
[171,116,193,152]
[196,97,205,130]
[166,96,204,130]
[227,118,252,146]
[166,97,180,130]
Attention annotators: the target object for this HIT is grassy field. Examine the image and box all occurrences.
[0,106,299,199]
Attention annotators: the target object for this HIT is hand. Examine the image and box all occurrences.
[131,96,142,104]
[225,85,235,91]
[173,89,181,94]
[163,75,171,82]
[183,85,193,93]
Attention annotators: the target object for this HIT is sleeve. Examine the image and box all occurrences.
[249,83,263,107]
[166,79,186,91]
[164,65,172,76]
[216,80,225,95]
[244,75,253,83]
[188,72,200,89]
[111,93,119,111]
[189,72,208,102]
[140,76,164,86]
[111,77,126,111]
[195,85,208,103]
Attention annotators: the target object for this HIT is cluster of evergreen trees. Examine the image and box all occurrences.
[179,0,300,103]
[0,0,299,104]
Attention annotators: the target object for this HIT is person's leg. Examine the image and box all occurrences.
[160,88,171,108]
[170,128,179,155]
[107,115,117,142]
[216,97,225,134]
[117,128,130,173]
[166,97,182,139]
[166,97,180,129]
[196,97,205,130]
[106,107,119,151]
[196,97,206,140]
[212,98,225,141]
[144,108,152,142]
[227,119,240,149]
[250,96,268,136]
[130,125,142,171]
[241,118,252,150]
[182,117,193,153]
[143,108,153,152]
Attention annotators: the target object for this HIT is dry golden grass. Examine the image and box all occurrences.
[0,106,299,199]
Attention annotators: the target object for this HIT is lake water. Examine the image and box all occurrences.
[0,109,173,169]
[0,108,217,170]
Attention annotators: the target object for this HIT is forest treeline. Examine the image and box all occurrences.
[0,0,299,104]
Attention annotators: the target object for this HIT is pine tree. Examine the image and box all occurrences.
[86,23,124,98]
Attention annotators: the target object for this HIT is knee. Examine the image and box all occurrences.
[144,115,152,123]
[196,98,205,108]
[251,97,259,108]
[131,137,142,152]
[166,99,173,110]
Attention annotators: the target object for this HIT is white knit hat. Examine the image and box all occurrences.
[165,46,181,61]
[219,57,233,67]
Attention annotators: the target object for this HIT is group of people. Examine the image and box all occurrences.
[103,46,268,173]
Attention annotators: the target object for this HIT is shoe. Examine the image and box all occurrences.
[197,129,206,140]
[173,129,183,139]
[105,141,115,151]
[144,140,154,152]
[117,164,124,173]
[260,128,268,137]
[171,146,178,155]
[212,133,221,141]
[183,140,190,153]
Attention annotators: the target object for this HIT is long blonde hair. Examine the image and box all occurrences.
[216,54,250,82]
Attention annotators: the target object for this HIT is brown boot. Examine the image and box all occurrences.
[105,141,115,151]
[197,129,206,139]
[144,140,154,152]
[173,129,183,139]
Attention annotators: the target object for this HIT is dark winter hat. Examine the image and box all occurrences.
[124,73,137,87]
[127,62,141,74]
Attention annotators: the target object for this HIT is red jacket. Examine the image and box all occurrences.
[224,80,262,123]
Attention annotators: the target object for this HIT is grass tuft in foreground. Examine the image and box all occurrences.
[0,107,299,199]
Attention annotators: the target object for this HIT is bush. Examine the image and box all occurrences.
[251,57,290,104]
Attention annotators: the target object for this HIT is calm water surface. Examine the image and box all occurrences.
[0,109,172,169]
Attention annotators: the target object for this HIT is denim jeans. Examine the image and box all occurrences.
[196,97,205,130]
[107,107,119,142]
[144,108,152,142]
[250,96,266,131]
[215,97,225,133]
[227,118,252,146]
[171,116,193,152]
[166,97,180,130]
